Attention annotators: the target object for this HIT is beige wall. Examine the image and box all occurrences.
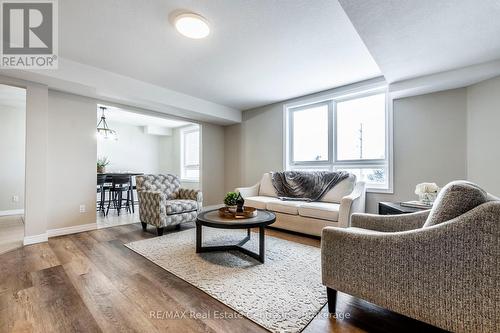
[367,89,467,212]
[202,123,225,205]
[24,83,49,237]
[225,88,468,213]
[47,90,97,229]
[224,103,284,192]
[467,75,500,196]
[0,98,25,212]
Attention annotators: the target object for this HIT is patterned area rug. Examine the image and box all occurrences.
[125,228,327,333]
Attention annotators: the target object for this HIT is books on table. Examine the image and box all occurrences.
[400,200,432,209]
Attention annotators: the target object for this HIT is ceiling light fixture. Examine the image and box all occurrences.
[96,106,118,140]
[174,13,210,39]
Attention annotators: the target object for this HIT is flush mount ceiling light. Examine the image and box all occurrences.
[174,13,210,39]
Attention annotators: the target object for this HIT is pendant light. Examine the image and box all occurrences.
[96,106,118,140]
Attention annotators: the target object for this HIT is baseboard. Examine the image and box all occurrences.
[21,223,97,246]
[47,223,97,238]
[23,233,48,245]
[0,209,24,217]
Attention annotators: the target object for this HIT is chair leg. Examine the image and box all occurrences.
[117,191,122,216]
[327,287,337,314]
[106,191,112,216]
[130,185,135,213]
[126,190,131,213]
[141,222,147,231]
[100,189,105,213]
[157,227,164,236]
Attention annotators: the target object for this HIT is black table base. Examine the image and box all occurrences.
[196,225,266,263]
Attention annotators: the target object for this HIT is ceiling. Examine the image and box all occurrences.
[98,105,192,128]
[60,0,381,110]
[339,0,500,83]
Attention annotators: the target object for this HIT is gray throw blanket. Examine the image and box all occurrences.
[271,171,350,202]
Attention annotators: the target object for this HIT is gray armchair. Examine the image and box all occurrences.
[136,174,202,235]
[321,181,499,333]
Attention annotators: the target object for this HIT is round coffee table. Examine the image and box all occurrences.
[196,208,276,263]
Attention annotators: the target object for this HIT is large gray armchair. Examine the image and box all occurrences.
[136,174,202,235]
[321,181,499,332]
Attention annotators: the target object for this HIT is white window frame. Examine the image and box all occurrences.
[284,82,393,193]
[180,126,200,182]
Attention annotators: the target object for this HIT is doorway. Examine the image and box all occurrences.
[95,105,201,229]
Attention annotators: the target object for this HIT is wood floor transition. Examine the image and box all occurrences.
[0,222,447,333]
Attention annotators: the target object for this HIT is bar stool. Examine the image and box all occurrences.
[106,175,132,216]
[96,174,108,214]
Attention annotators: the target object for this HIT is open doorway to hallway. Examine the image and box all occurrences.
[95,105,201,229]
[0,85,26,254]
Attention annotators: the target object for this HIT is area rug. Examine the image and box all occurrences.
[125,228,327,333]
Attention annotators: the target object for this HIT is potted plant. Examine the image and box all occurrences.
[415,182,439,205]
[224,192,239,213]
[97,156,110,173]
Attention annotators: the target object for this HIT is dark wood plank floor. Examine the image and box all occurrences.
[0,223,448,333]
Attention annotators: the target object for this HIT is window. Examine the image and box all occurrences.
[290,102,330,163]
[181,127,200,181]
[285,89,391,191]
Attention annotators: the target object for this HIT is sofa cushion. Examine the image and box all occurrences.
[165,199,198,215]
[244,196,279,210]
[259,172,277,197]
[266,200,305,215]
[423,181,488,227]
[298,202,340,222]
[320,175,356,203]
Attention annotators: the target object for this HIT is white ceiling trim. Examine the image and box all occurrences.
[0,58,241,125]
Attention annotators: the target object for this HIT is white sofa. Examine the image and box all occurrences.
[236,173,366,237]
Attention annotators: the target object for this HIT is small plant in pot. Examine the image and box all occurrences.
[224,192,239,213]
[97,157,110,173]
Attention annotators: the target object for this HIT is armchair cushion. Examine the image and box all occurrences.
[424,180,488,227]
[165,199,198,215]
[351,210,430,232]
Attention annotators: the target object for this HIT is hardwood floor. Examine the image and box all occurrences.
[0,223,447,333]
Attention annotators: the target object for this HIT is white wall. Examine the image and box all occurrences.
[97,122,162,174]
[467,75,500,196]
[225,88,468,213]
[0,102,25,212]
[47,90,97,230]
